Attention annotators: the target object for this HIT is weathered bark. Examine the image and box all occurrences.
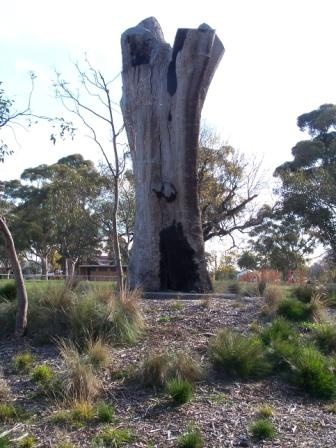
[66,258,77,280]
[121,18,224,292]
[0,217,28,337]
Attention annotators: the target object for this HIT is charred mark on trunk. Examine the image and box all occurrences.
[152,181,177,202]
[127,35,151,67]
[167,29,188,96]
[159,221,200,291]
[168,111,172,122]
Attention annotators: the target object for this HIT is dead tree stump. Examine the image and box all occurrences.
[121,17,224,292]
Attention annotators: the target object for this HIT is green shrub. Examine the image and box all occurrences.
[293,285,314,303]
[278,298,311,321]
[209,329,271,379]
[97,401,115,423]
[260,318,296,346]
[166,378,193,404]
[13,352,34,373]
[92,427,134,447]
[139,351,203,388]
[312,323,336,354]
[289,346,336,399]
[250,418,276,441]
[31,364,53,384]
[177,427,204,448]
[268,338,299,370]
[0,281,16,301]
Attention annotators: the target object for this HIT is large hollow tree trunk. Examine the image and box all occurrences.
[0,217,28,337]
[121,17,224,292]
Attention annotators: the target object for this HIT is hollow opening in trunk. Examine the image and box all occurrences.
[159,221,199,291]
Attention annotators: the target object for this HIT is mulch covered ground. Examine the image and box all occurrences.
[1,296,336,447]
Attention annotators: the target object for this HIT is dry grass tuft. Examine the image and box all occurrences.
[86,338,111,369]
[261,285,283,317]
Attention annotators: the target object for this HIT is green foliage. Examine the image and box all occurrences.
[92,427,134,447]
[0,403,26,422]
[0,281,16,301]
[250,418,276,441]
[70,400,95,424]
[260,317,296,346]
[166,378,193,404]
[312,323,336,354]
[278,298,311,321]
[292,285,314,303]
[177,427,204,448]
[289,346,336,399]
[139,351,203,388]
[275,104,336,257]
[13,352,34,373]
[17,436,36,448]
[237,251,258,270]
[209,329,271,379]
[96,401,115,423]
[0,437,10,448]
[31,364,53,384]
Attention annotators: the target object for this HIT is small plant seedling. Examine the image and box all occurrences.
[158,315,171,323]
[96,401,115,423]
[166,378,193,404]
[208,391,227,405]
[250,418,276,441]
[257,405,273,418]
[171,300,183,311]
[13,352,34,372]
[177,427,204,448]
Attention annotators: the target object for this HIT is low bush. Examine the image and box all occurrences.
[293,285,314,303]
[311,323,336,354]
[259,317,296,346]
[278,298,311,322]
[209,329,271,379]
[92,427,134,447]
[166,378,193,404]
[0,281,16,301]
[139,351,203,388]
[289,346,336,399]
[13,352,34,373]
[177,427,204,448]
[250,418,276,441]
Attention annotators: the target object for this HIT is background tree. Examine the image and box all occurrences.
[248,210,316,278]
[198,126,266,244]
[275,104,336,258]
[54,61,126,290]
[237,251,258,270]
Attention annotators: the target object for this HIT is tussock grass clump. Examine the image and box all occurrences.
[250,418,276,441]
[258,279,267,297]
[139,351,203,388]
[288,346,336,399]
[257,405,273,418]
[0,403,26,422]
[86,338,111,369]
[71,400,95,424]
[262,285,283,316]
[311,323,336,354]
[0,281,16,301]
[17,435,35,448]
[166,378,193,404]
[260,317,296,346]
[278,298,311,322]
[92,427,134,447]
[0,372,10,401]
[31,364,53,384]
[177,427,204,448]
[13,352,34,373]
[96,401,115,423]
[57,339,101,403]
[209,329,271,379]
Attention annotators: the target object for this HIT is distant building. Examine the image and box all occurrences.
[78,256,127,281]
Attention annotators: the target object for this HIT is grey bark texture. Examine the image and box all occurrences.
[121,17,224,292]
[0,217,28,337]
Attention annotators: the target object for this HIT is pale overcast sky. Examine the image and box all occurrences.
[1,0,336,187]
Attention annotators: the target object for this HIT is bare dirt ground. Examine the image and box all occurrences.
[1,297,336,447]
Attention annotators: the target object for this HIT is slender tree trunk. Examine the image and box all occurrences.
[41,255,48,280]
[112,178,124,292]
[0,217,28,337]
[121,18,224,292]
[67,258,77,280]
